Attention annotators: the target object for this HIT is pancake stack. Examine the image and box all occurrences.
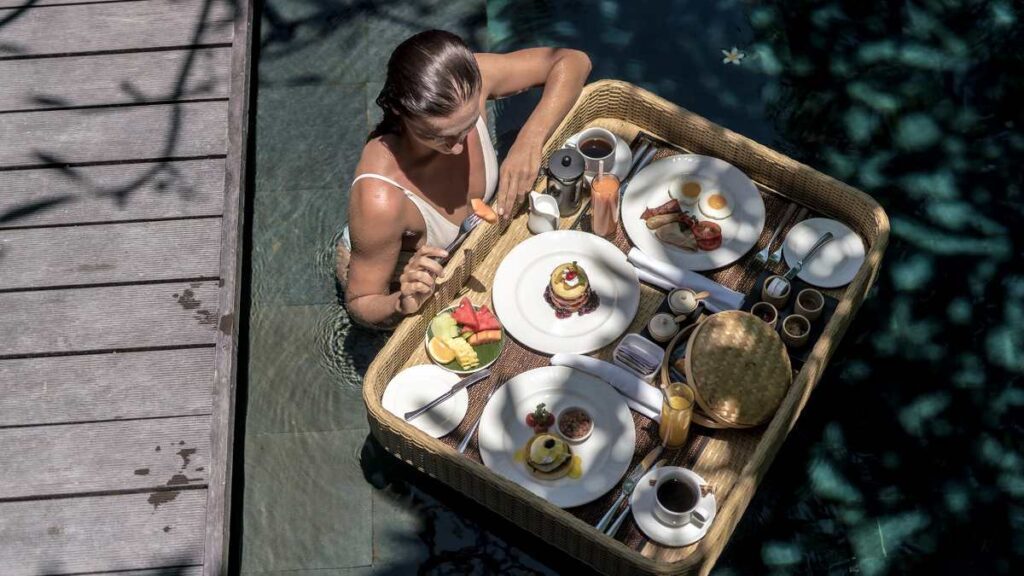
[544,261,598,318]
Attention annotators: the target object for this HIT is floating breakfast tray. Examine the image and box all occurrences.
[362,80,889,576]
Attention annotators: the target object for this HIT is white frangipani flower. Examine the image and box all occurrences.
[722,47,745,65]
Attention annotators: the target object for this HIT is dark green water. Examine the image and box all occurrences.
[240,1,1023,573]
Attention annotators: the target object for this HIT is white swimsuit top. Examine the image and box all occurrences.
[351,115,498,249]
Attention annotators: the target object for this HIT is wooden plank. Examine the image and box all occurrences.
[0,0,234,58]
[0,0,155,9]
[0,490,206,575]
[0,349,214,427]
[0,416,210,499]
[75,568,203,576]
[0,281,220,357]
[0,159,225,228]
[0,219,222,290]
[0,47,232,111]
[204,0,253,573]
[0,101,228,168]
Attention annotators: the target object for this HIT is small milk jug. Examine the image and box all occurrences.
[527,191,560,235]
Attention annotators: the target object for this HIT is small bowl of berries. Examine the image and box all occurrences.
[557,406,593,444]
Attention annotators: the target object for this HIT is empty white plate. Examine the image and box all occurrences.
[783,218,865,288]
[382,365,468,438]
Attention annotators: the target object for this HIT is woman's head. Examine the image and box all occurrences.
[371,30,482,155]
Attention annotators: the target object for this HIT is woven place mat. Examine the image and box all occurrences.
[434,144,834,552]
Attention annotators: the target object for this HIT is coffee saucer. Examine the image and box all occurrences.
[564,131,633,182]
[630,466,717,547]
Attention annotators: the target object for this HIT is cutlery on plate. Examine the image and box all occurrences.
[753,203,799,266]
[783,231,834,282]
[456,379,502,453]
[436,212,483,266]
[768,207,808,265]
[404,368,491,422]
[596,444,665,532]
[605,457,669,537]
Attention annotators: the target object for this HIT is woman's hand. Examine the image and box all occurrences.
[396,245,448,315]
[496,136,543,219]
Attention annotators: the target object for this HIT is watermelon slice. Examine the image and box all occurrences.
[475,305,502,332]
[451,297,479,331]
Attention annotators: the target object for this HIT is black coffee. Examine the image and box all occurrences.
[579,138,613,158]
[656,478,698,512]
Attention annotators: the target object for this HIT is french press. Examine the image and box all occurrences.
[545,148,588,217]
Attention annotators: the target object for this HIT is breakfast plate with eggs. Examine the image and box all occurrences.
[477,366,636,508]
[621,154,766,271]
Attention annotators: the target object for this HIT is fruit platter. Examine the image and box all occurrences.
[425,297,505,374]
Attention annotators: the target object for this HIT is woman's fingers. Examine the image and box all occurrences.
[415,245,448,260]
[497,169,513,218]
[411,254,444,277]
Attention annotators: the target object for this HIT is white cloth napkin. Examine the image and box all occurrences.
[627,247,745,313]
[550,354,662,421]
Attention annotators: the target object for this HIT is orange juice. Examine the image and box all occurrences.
[659,383,694,449]
[590,173,620,238]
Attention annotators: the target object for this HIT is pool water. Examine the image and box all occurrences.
[240,0,1023,574]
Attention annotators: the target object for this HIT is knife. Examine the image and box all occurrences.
[595,443,664,532]
[606,458,669,537]
[404,368,492,421]
[783,231,834,281]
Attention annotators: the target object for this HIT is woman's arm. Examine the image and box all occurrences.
[345,181,446,328]
[475,48,592,218]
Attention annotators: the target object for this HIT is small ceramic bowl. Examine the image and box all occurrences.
[781,314,811,348]
[762,275,792,308]
[668,288,700,317]
[557,406,594,443]
[750,301,779,330]
[795,288,824,321]
[648,312,680,343]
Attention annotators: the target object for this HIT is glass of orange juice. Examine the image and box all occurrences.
[590,172,620,238]
[659,382,695,449]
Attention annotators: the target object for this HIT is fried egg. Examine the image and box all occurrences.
[670,179,703,206]
[699,191,733,220]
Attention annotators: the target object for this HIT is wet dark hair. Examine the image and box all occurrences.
[370,30,482,140]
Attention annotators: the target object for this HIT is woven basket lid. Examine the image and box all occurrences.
[683,310,792,427]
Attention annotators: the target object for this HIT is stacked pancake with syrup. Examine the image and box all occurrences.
[544,261,599,318]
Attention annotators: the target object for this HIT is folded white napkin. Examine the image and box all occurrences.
[550,353,662,421]
[627,248,745,313]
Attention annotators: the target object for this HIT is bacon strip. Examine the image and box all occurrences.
[640,199,681,220]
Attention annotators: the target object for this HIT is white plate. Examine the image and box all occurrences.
[491,230,640,355]
[381,365,468,438]
[631,466,717,547]
[621,155,766,271]
[783,218,865,288]
[564,131,633,181]
[477,366,636,508]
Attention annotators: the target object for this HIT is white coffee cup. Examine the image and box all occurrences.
[568,127,618,174]
[653,469,709,528]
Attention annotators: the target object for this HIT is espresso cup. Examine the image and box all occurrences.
[750,301,779,329]
[761,275,791,308]
[569,127,618,174]
[781,314,811,348]
[653,469,708,528]
[795,288,824,320]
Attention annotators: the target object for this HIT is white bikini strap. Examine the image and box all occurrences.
[352,173,409,192]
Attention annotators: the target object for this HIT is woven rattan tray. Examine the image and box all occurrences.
[362,80,889,576]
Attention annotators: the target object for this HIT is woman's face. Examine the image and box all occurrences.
[402,96,480,155]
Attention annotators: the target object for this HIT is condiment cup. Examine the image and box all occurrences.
[557,406,593,444]
[781,314,811,348]
[648,312,680,343]
[761,275,791,308]
[750,302,779,330]
[668,288,707,318]
[795,288,824,320]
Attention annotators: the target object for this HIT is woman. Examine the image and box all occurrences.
[338,30,591,328]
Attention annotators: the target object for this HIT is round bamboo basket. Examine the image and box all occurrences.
[660,310,792,428]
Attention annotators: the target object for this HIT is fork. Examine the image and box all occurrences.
[767,207,808,265]
[753,203,798,266]
[436,212,482,267]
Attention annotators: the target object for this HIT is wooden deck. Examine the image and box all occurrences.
[0,0,252,574]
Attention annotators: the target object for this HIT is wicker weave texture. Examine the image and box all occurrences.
[362,80,889,576]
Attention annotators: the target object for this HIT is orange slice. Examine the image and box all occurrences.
[428,336,456,364]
